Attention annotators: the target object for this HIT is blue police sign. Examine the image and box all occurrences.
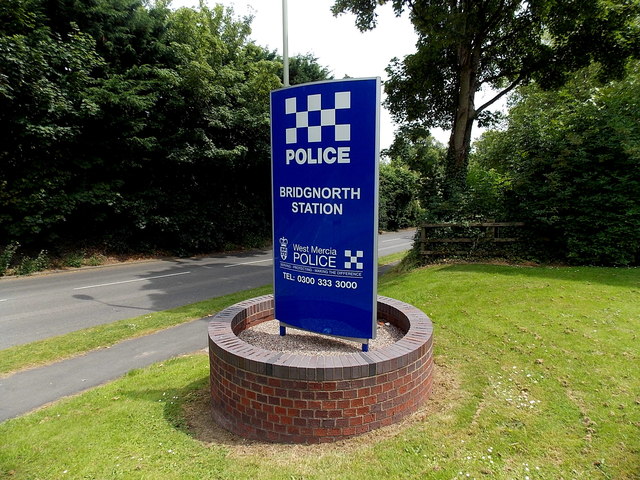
[271,78,380,343]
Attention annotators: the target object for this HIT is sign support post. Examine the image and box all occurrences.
[282,0,289,87]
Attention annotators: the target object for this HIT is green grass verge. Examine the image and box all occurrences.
[1,265,639,479]
[0,285,272,377]
[378,250,407,266]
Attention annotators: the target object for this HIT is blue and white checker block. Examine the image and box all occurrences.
[344,250,364,270]
[285,92,351,144]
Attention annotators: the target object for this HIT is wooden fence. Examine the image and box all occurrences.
[418,221,525,258]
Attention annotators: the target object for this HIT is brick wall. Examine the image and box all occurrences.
[208,295,434,444]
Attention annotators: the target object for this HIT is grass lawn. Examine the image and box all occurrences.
[1,264,638,479]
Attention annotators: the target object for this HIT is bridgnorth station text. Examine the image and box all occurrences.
[279,186,361,215]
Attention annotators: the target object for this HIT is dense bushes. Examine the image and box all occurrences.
[387,64,639,266]
[378,163,422,231]
[474,64,640,265]
[0,1,329,257]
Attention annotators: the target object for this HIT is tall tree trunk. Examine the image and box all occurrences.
[444,43,478,200]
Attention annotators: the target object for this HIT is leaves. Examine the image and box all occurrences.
[334,0,640,196]
[1,1,330,253]
[474,62,640,265]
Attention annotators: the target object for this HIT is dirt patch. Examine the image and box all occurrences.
[181,355,461,459]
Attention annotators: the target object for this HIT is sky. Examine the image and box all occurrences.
[169,0,456,148]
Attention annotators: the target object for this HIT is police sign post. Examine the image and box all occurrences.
[271,78,380,350]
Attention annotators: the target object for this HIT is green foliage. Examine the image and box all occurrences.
[288,53,333,85]
[0,242,19,276]
[333,0,640,196]
[0,1,333,254]
[16,249,49,275]
[62,251,84,268]
[474,63,640,265]
[385,125,508,224]
[384,125,446,213]
[378,162,422,230]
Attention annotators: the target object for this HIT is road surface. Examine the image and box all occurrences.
[0,230,415,349]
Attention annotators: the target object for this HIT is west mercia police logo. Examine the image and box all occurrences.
[279,236,289,261]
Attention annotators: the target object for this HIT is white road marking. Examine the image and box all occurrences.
[73,271,191,290]
[224,259,273,268]
[379,242,413,252]
[0,299,8,302]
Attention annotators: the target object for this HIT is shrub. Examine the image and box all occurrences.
[16,250,50,275]
[0,242,19,276]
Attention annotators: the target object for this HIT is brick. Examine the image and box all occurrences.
[307,418,322,428]
[329,390,345,400]
[321,400,337,410]
[262,386,275,396]
[349,416,364,426]
[321,419,336,428]
[341,426,357,436]
[315,391,330,400]
[323,381,338,391]
[286,425,301,435]
[207,294,433,444]
[335,418,350,428]
[363,395,377,406]
[355,385,370,397]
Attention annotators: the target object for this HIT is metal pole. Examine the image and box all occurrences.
[282,0,290,86]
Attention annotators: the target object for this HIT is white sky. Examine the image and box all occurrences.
[169,0,467,148]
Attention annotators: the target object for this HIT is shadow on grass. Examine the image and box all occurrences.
[119,372,255,448]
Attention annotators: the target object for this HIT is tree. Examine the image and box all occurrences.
[384,125,444,215]
[258,50,333,85]
[288,53,333,85]
[378,162,422,230]
[332,0,640,197]
[474,63,640,265]
[1,0,337,253]
[0,1,282,252]
[0,0,105,245]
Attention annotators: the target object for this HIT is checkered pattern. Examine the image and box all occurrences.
[285,92,351,144]
[344,250,364,270]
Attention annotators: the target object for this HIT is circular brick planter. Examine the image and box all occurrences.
[208,294,433,444]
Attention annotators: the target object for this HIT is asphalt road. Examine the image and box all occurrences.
[0,230,415,349]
